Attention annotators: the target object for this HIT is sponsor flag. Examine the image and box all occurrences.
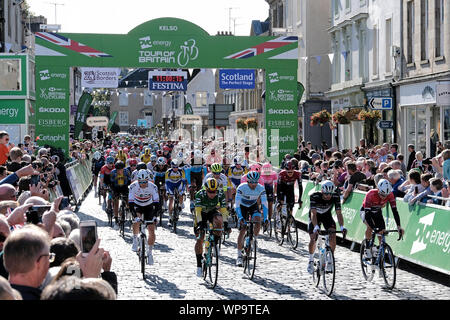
[74,92,93,139]
[108,111,118,131]
[297,82,305,106]
[184,103,193,115]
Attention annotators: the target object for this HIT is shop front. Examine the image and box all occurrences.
[398,80,450,158]
[329,90,365,151]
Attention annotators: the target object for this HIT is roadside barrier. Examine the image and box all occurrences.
[294,181,450,275]
[65,156,93,205]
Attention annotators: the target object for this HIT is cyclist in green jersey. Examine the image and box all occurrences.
[193,178,228,277]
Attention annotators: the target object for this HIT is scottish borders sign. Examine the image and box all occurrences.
[35,18,299,160]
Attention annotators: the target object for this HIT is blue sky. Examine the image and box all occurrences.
[28,0,269,36]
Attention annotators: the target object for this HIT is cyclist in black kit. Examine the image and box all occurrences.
[307,180,346,274]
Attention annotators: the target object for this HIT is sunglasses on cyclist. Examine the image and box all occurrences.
[206,189,217,194]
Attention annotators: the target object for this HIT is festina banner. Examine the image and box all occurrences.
[74,92,93,139]
[148,70,188,91]
[81,67,120,88]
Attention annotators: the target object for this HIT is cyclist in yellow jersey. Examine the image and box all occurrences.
[141,148,152,164]
[116,149,128,164]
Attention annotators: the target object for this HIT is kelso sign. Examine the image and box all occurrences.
[34,17,299,162]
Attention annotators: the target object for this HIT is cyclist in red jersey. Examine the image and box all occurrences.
[360,179,404,254]
[277,160,303,213]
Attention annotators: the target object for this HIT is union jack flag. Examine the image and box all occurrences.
[35,32,113,58]
[224,36,297,59]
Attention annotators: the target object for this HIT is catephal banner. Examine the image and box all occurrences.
[35,66,70,157]
[265,69,298,162]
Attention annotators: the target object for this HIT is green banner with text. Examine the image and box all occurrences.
[35,66,70,158]
[0,100,26,124]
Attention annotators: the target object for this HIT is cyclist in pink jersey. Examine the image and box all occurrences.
[241,163,264,185]
[260,163,278,224]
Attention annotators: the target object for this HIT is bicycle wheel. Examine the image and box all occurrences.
[286,216,299,250]
[312,251,321,287]
[274,212,285,245]
[120,205,126,237]
[380,244,396,290]
[140,235,146,280]
[360,240,375,282]
[322,248,336,296]
[244,237,257,279]
[208,243,219,288]
[173,206,178,233]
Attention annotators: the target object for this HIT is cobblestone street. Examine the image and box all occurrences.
[75,189,450,300]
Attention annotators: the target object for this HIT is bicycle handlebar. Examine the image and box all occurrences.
[374,228,403,241]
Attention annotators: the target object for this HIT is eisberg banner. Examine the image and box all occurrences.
[81,67,120,88]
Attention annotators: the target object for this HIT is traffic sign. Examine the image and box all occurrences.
[377,120,394,130]
[369,97,393,110]
[86,116,109,127]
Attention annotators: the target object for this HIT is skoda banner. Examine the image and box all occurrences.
[35,66,70,157]
[74,92,93,139]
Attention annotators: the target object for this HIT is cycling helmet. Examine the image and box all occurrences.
[51,155,60,164]
[285,160,295,170]
[377,179,393,197]
[109,151,117,158]
[163,146,170,152]
[106,156,114,164]
[156,150,163,157]
[234,156,243,165]
[247,171,260,183]
[290,158,299,168]
[118,149,124,156]
[250,163,261,173]
[115,161,125,170]
[194,149,202,158]
[204,178,218,192]
[321,180,335,194]
[93,151,102,161]
[211,163,222,174]
[261,162,273,175]
[128,158,138,167]
[144,148,151,155]
[171,159,179,168]
[177,151,184,160]
[150,155,157,162]
[136,162,147,171]
[123,147,128,153]
[137,169,150,182]
[157,157,166,166]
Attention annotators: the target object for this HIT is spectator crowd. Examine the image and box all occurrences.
[0,130,117,300]
[289,138,450,207]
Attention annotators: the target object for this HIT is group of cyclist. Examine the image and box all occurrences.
[91,136,404,276]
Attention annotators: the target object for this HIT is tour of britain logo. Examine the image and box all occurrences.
[138,35,198,67]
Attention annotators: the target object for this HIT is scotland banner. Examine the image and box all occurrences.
[219,69,255,89]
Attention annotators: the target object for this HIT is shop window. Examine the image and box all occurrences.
[0,59,21,91]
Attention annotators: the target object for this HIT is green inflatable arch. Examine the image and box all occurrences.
[35,17,299,162]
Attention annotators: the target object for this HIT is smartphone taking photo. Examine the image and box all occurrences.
[59,197,70,210]
[80,220,97,256]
